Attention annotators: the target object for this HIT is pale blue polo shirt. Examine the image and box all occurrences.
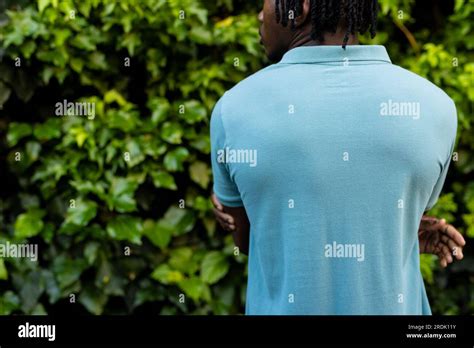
[210,45,457,315]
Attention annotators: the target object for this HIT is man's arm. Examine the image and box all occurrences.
[210,96,250,253]
[223,206,250,255]
[211,193,250,255]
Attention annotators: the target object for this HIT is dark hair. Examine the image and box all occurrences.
[275,0,379,48]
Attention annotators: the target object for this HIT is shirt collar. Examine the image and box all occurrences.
[279,45,392,64]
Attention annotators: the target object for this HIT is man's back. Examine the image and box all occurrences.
[210,45,457,314]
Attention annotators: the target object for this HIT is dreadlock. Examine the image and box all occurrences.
[274,0,379,49]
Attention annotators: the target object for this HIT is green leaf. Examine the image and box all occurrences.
[54,29,72,46]
[31,303,47,315]
[70,57,84,73]
[14,209,45,239]
[7,123,32,147]
[124,138,145,167]
[71,34,96,51]
[189,6,208,24]
[64,198,98,226]
[104,89,127,106]
[53,255,87,289]
[79,286,108,315]
[0,80,12,107]
[148,97,170,125]
[89,52,108,70]
[106,215,143,245]
[70,180,106,196]
[189,27,213,44]
[78,1,92,17]
[108,177,139,212]
[25,141,41,162]
[0,259,8,280]
[201,251,229,284]
[42,270,60,304]
[0,291,20,315]
[190,135,210,154]
[119,32,141,56]
[13,70,35,101]
[164,147,189,171]
[420,254,436,284]
[84,241,101,265]
[157,206,195,236]
[169,247,198,274]
[33,118,62,141]
[180,100,207,124]
[161,122,183,144]
[16,271,44,313]
[107,109,138,132]
[151,264,184,284]
[21,41,36,59]
[178,276,204,301]
[150,171,177,190]
[38,0,50,12]
[462,214,474,238]
[189,161,210,188]
[41,67,54,84]
[143,219,173,249]
[95,258,126,296]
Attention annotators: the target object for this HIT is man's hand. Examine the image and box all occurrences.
[211,192,250,254]
[211,193,236,232]
[419,215,466,268]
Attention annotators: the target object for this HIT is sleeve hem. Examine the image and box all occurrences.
[213,189,244,207]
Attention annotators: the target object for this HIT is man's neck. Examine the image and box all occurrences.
[288,27,359,50]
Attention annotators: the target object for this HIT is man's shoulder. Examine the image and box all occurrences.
[388,64,455,107]
[385,64,457,139]
[221,63,287,104]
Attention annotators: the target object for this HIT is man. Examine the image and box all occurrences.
[210,0,465,314]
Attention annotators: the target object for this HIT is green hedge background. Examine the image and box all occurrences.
[0,0,473,315]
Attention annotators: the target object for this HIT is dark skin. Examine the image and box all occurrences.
[211,0,467,265]
[258,0,358,62]
[418,216,465,267]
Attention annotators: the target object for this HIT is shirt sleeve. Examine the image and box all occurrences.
[210,96,244,207]
[424,142,455,211]
[424,102,457,211]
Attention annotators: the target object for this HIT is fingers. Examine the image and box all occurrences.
[211,193,223,211]
[438,255,448,268]
[422,215,439,224]
[441,224,466,247]
[440,243,453,263]
[440,234,464,260]
[421,216,443,228]
[212,208,235,232]
[435,236,464,268]
[434,244,451,268]
[211,194,239,233]
[438,256,448,268]
[424,216,467,265]
[420,217,444,233]
[213,208,234,225]
[438,222,466,261]
[211,193,235,231]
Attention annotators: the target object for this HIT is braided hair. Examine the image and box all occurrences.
[274,0,379,48]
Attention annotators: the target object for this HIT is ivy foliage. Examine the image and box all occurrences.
[0,0,473,314]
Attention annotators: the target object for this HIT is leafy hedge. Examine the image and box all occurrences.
[0,0,473,315]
